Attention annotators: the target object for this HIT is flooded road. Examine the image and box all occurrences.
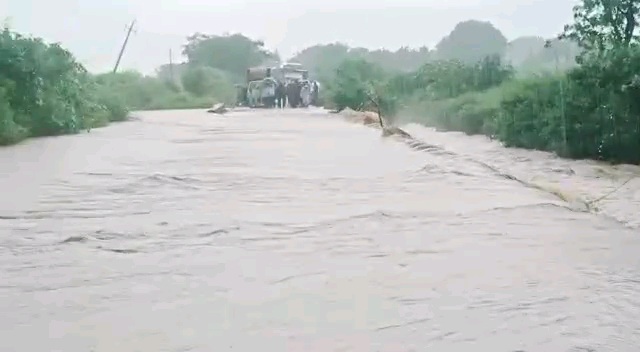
[1,108,639,351]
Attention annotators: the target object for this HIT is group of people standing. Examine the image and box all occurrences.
[274,80,319,109]
[239,78,319,109]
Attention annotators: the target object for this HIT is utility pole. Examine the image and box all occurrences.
[112,19,136,73]
[169,48,174,81]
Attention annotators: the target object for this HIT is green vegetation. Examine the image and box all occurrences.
[181,33,279,81]
[93,69,230,111]
[0,27,128,145]
[318,0,640,164]
[4,0,639,163]
[0,28,274,145]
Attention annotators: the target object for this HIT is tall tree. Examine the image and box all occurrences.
[435,20,508,63]
[182,33,277,81]
[180,65,234,100]
[289,43,351,80]
[559,0,640,51]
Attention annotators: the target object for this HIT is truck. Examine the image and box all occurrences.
[236,66,277,108]
[272,62,311,108]
[236,62,318,109]
[272,62,309,84]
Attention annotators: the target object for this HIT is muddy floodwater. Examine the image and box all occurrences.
[1,108,639,351]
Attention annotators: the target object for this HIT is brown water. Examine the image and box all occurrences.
[1,108,639,352]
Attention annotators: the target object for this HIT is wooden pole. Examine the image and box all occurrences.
[113,20,136,73]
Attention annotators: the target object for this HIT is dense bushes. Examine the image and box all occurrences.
[0,27,129,145]
[500,47,640,163]
[343,52,640,164]
[0,27,237,145]
[412,48,640,163]
[94,70,231,111]
[326,55,512,129]
[329,59,389,112]
[326,0,640,164]
[180,66,235,102]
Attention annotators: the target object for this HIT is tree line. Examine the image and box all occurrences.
[2,0,638,165]
[319,0,640,164]
[0,28,126,145]
[0,17,587,146]
[0,28,278,145]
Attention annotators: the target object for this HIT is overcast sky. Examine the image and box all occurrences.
[0,0,577,74]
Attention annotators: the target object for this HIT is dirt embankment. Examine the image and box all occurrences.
[336,108,412,139]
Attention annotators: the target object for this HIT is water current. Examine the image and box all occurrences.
[1,108,639,351]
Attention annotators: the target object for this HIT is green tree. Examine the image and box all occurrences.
[320,6,640,163]
[0,26,127,144]
[519,39,580,73]
[180,66,235,101]
[182,33,278,81]
[494,0,640,162]
[156,62,186,84]
[330,58,389,112]
[413,57,512,99]
[289,43,352,81]
[435,20,508,63]
[559,0,639,52]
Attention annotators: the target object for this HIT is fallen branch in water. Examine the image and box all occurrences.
[366,93,385,130]
[365,89,412,138]
[207,103,228,114]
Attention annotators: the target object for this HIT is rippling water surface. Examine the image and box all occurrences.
[1,108,639,351]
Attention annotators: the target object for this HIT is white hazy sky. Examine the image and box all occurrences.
[0,0,577,74]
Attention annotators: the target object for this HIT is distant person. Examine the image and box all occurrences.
[275,81,286,108]
[311,81,319,106]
